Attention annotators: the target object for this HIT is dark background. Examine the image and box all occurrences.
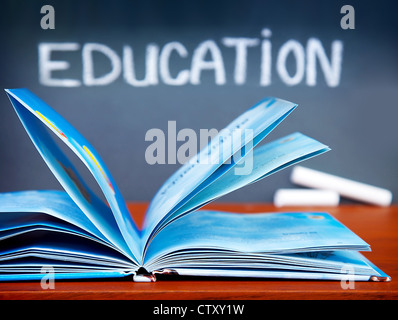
[0,0,397,204]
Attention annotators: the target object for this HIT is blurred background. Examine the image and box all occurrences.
[0,0,397,204]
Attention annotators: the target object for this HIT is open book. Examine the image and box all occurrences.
[0,89,390,282]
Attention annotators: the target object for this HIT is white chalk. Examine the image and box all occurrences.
[274,189,340,207]
[291,166,393,206]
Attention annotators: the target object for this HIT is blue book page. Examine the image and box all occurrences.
[0,215,137,274]
[147,250,389,280]
[142,97,297,244]
[0,190,137,261]
[164,268,374,281]
[0,190,107,242]
[5,89,140,264]
[154,251,374,273]
[162,132,330,228]
[0,270,133,281]
[0,241,135,281]
[143,211,370,265]
[145,251,379,277]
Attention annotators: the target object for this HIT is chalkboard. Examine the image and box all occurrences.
[0,0,397,204]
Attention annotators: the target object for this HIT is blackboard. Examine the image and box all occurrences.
[0,0,397,204]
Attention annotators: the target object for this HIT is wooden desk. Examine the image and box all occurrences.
[0,203,397,300]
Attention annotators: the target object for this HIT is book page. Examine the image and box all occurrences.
[143,211,370,266]
[0,217,137,281]
[142,97,297,247]
[0,190,109,244]
[162,132,330,227]
[5,89,141,264]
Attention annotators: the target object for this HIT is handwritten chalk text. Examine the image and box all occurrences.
[38,29,343,88]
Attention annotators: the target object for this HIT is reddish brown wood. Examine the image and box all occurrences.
[0,203,397,300]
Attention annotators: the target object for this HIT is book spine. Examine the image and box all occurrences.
[132,269,179,282]
[133,273,157,282]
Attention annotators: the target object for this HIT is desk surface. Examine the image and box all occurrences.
[0,203,397,300]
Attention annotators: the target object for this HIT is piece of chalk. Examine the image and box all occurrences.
[291,166,393,207]
[274,189,340,207]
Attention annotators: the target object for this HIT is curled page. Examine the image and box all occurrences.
[142,97,297,246]
[170,133,329,219]
[142,132,330,254]
[5,89,140,264]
